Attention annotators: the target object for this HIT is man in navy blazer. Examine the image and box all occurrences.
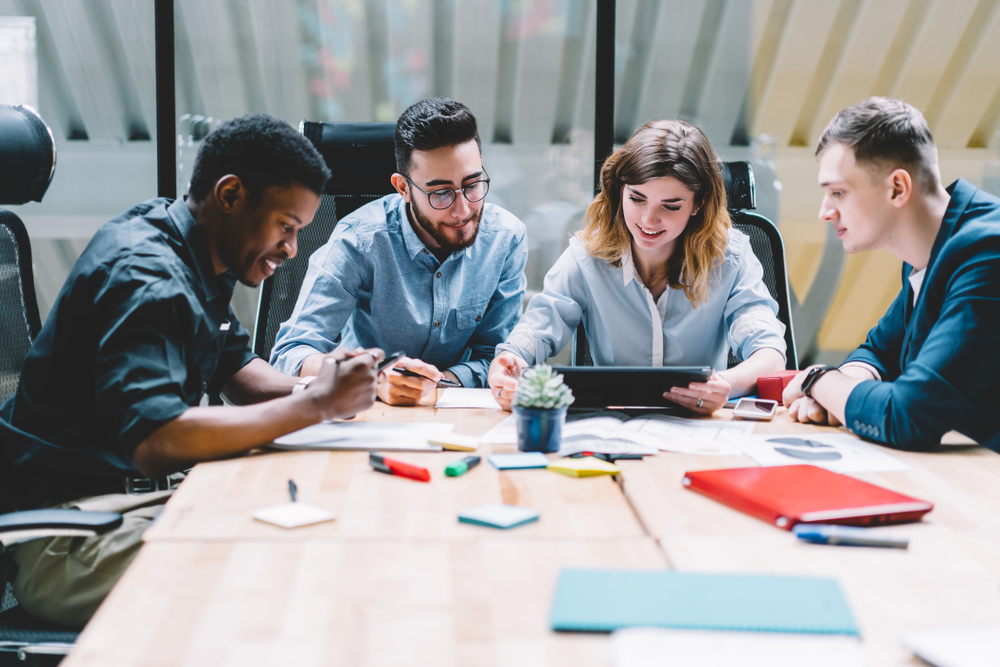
[783,97,999,451]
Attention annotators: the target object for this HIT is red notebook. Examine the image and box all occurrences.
[682,465,933,530]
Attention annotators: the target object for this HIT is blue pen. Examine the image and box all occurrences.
[793,523,908,549]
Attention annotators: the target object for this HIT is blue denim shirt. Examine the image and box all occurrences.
[270,194,527,387]
[497,231,785,371]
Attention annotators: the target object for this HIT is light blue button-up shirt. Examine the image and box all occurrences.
[496,230,785,371]
[270,194,527,388]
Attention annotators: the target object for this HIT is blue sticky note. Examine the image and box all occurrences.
[488,453,550,470]
[550,569,859,635]
[458,503,540,529]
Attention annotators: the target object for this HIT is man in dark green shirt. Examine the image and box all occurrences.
[0,114,381,627]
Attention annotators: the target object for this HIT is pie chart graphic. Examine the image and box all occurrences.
[767,437,843,461]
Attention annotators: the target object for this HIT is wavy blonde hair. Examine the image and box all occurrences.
[578,119,729,306]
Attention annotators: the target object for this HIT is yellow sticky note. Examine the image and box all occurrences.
[428,433,480,452]
[547,457,621,478]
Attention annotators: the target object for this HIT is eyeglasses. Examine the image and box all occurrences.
[405,170,490,210]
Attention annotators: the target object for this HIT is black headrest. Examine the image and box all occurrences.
[721,161,755,211]
[300,121,397,197]
[0,105,56,205]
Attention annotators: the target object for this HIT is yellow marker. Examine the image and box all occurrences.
[428,433,480,452]
[547,457,621,478]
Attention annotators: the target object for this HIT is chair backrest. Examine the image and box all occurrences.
[252,122,398,361]
[0,104,56,621]
[0,211,42,404]
[729,211,797,370]
[573,161,798,370]
[0,105,54,404]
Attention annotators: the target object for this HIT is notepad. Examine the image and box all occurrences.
[547,456,620,477]
[550,570,859,635]
[683,464,933,530]
[434,388,503,410]
[252,503,336,529]
[458,504,540,529]
[488,452,550,469]
[428,432,480,452]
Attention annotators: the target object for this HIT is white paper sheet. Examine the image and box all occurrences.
[725,432,910,473]
[903,626,1000,667]
[270,422,453,452]
[613,627,864,667]
[434,388,503,410]
[479,415,518,444]
[478,413,749,456]
[621,414,752,455]
[558,417,660,456]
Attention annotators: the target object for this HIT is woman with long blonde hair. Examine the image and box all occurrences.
[488,120,786,414]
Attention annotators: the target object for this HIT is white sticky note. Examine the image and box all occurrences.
[458,503,540,529]
[252,502,335,529]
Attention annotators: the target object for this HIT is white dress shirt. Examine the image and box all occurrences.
[496,230,786,370]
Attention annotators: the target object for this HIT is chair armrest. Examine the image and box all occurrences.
[0,510,122,548]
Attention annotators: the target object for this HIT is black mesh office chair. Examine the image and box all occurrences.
[0,104,122,666]
[252,121,397,361]
[573,161,798,371]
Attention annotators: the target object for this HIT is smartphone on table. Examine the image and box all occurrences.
[732,398,779,421]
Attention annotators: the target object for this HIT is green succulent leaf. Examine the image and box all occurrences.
[512,364,575,410]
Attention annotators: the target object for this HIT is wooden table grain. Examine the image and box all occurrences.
[61,403,1000,667]
[64,539,666,667]
[614,410,1000,666]
[143,405,643,543]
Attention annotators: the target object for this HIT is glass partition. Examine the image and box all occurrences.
[0,3,156,321]
[174,0,597,361]
[3,0,1000,368]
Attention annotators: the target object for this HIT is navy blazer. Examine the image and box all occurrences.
[844,179,1000,451]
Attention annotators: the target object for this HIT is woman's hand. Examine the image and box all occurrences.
[488,352,527,411]
[665,372,731,415]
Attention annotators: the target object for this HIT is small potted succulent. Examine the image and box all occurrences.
[512,364,575,453]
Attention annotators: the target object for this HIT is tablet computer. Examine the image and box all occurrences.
[551,366,714,409]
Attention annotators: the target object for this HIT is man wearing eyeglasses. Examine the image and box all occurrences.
[270,98,527,405]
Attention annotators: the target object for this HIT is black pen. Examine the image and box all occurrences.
[288,479,297,503]
[391,366,461,387]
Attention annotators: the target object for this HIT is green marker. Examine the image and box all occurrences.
[445,456,481,477]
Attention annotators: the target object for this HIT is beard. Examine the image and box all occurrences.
[410,196,482,255]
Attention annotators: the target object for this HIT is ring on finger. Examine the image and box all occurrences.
[696,397,704,409]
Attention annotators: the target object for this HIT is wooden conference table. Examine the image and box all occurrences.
[61,401,1000,667]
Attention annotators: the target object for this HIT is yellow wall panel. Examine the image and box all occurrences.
[931,4,1000,147]
[892,0,978,109]
[813,0,909,146]
[754,1,840,145]
[819,250,902,350]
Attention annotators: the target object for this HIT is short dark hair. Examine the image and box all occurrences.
[394,98,481,176]
[816,97,939,192]
[188,113,331,203]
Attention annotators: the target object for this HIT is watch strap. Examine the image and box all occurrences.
[292,375,317,395]
[801,365,839,399]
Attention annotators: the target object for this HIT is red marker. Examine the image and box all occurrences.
[369,453,431,482]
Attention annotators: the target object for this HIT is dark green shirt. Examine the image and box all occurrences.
[0,199,256,510]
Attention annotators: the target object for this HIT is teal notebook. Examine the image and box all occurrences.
[550,570,858,635]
